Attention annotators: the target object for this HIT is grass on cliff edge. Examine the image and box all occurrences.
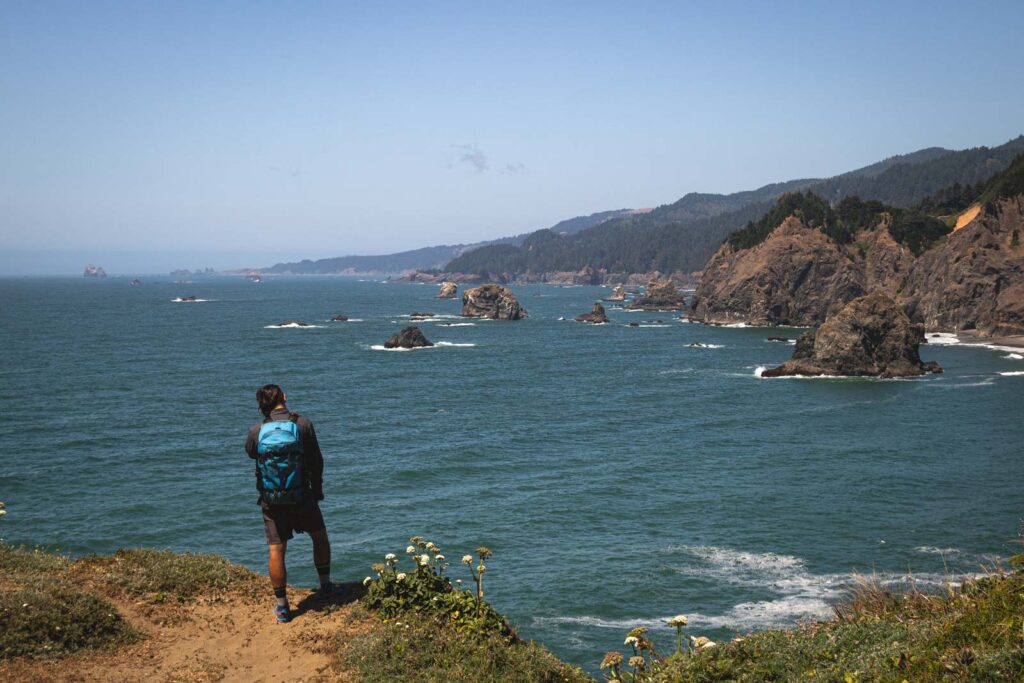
[0,542,264,660]
[337,604,590,683]
[652,567,1024,682]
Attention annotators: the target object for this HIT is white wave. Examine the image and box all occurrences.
[658,369,694,375]
[685,343,723,349]
[915,546,960,556]
[925,332,960,345]
[171,297,211,302]
[935,378,996,387]
[637,324,671,328]
[436,322,475,327]
[536,544,994,635]
[724,322,749,328]
[264,323,323,329]
[401,313,460,320]
[369,341,476,351]
[1003,353,1023,360]
[999,371,1024,376]
[329,318,363,322]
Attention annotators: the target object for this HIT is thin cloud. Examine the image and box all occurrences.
[503,162,527,174]
[453,144,490,173]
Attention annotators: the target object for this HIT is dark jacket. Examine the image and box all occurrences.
[246,407,325,506]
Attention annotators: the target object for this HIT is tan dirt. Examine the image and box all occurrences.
[0,584,370,682]
[954,204,981,231]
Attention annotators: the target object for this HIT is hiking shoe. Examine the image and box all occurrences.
[274,604,291,623]
[319,581,334,596]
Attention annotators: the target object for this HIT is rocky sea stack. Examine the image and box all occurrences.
[384,326,434,349]
[762,291,942,378]
[626,278,686,310]
[83,264,107,278]
[575,302,609,324]
[603,284,627,301]
[461,284,528,320]
[436,282,458,299]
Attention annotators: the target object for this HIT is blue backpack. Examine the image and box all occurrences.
[256,416,305,506]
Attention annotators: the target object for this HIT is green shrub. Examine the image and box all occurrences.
[0,579,136,658]
[361,538,513,638]
[339,612,590,683]
[0,543,70,577]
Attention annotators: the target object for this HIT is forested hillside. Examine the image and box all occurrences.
[261,209,634,274]
[446,136,1024,276]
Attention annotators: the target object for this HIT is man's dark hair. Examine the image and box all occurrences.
[256,384,285,417]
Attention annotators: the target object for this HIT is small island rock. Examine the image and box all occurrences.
[437,282,458,299]
[575,302,609,324]
[461,284,528,320]
[603,284,627,301]
[384,326,434,349]
[762,291,942,378]
[84,264,107,278]
[626,278,686,310]
[331,315,349,322]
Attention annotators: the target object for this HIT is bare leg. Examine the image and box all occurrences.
[268,541,287,589]
[310,529,331,569]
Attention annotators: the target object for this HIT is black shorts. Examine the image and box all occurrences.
[261,502,326,545]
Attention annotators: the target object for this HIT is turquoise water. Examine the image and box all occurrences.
[2,276,1023,672]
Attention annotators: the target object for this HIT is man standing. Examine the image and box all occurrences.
[246,384,332,623]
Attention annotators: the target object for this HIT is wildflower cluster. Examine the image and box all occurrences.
[599,615,718,681]
[361,536,512,638]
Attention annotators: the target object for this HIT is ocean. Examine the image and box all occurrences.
[2,275,1022,672]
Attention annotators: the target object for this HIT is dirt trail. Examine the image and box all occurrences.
[1,584,368,682]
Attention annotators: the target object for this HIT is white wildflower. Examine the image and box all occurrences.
[362,576,372,586]
[406,545,416,554]
[396,572,407,581]
[419,553,431,566]
[624,635,639,646]
[666,614,688,627]
[385,553,397,562]
[462,554,473,565]
[435,554,445,562]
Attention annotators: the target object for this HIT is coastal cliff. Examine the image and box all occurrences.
[4,541,1023,682]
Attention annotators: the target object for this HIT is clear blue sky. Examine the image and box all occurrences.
[2,1,1023,274]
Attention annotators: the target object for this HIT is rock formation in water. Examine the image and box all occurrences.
[691,216,868,326]
[460,284,528,319]
[901,198,1024,336]
[603,284,627,301]
[409,312,435,320]
[84,264,107,278]
[437,282,458,299]
[626,278,687,310]
[384,326,434,349]
[330,315,349,322]
[575,302,609,324]
[762,291,942,378]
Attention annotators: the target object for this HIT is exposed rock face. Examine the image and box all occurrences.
[330,315,349,322]
[84,264,107,278]
[762,291,942,378]
[901,198,1024,336]
[460,284,528,319]
[575,302,609,324]
[383,326,434,349]
[409,312,435,320]
[626,278,687,310]
[603,284,627,301]
[691,217,867,326]
[437,282,458,299]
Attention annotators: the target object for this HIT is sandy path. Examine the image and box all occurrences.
[1,584,368,682]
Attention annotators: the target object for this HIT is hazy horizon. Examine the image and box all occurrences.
[3,1,1024,275]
